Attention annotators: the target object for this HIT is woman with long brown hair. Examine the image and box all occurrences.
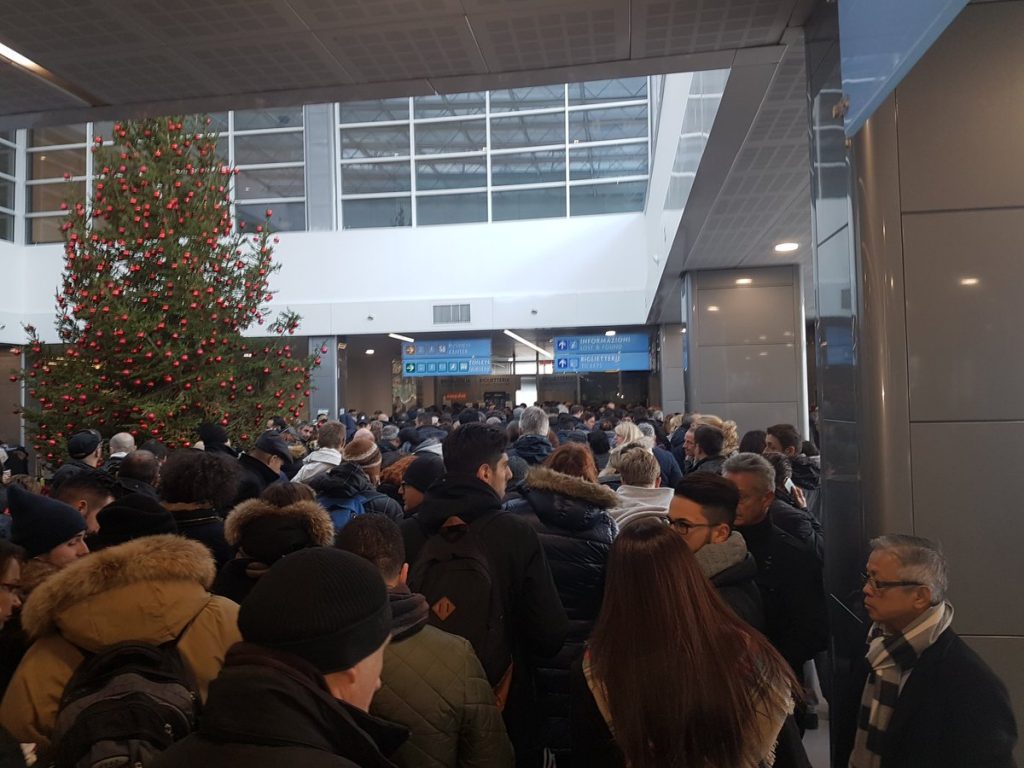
[572,518,798,768]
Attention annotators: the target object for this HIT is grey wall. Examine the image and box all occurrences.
[684,266,807,435]
[845,2,1024,761]
[342,334,396,415]
[658,323,686,415]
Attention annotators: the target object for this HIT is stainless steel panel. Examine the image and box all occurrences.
[961,636,1024,766]
[697,344,798,403]
[897,3,1024,213]
[814,227,857,423]
[911,421,1024,636]
[903,209,1024,421]
[695,285,798,346]
[689,266,796,290]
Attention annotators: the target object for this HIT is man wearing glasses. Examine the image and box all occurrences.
[663,473,765,631]
[844,535,1016,768]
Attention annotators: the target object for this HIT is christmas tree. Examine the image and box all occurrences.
[13,116,319,464]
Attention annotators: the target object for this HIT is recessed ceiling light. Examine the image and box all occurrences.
[735,278,753,285]
[681,328,687,333]
[388,332,415,342]
[774,242,799,253]
[365,349,375,355]
[605,330,616,337]
[707,305,720,312]
[959,277,979,286]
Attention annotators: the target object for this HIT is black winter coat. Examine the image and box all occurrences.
[507,434,554,466]
[769,497,824,561]
[163,504,233,568]
[710,553,766,632]
[401,475,569,760]
[836,628,1017,768]
[150,643,407,768]
[689,454,726,475]
[234,452,283,504]
[737,516,828,672]
[503,467,619,759]
[653,446,683,489]
[311,462,404,523]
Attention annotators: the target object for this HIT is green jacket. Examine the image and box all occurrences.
[371,624,514,768]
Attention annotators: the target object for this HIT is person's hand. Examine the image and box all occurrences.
[792,485,807,509]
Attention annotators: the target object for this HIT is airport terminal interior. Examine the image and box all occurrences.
[0,1,1020,766]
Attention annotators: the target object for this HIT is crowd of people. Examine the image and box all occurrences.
[0,402,1015,767]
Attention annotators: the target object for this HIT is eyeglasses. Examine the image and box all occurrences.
[861,572,924,592]
[661,516,715,534]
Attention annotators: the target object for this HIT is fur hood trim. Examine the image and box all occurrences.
[22,535,215,638]
[525,466,621,508]
[223,499,335,548]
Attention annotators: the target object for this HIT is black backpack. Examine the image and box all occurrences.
[52,636,201,768]
[410,515,511,687]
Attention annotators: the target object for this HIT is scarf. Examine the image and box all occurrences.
[850,601,954,768]
[694,530,748,579]
[388,584,429,641]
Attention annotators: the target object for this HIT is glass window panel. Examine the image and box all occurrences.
[0,130,14,144]
[343,197,411,229]
[215,137,229,161]
[235,167,305,200]
[30,148,87,180]
[0,213,12,242]
[234,132,304,165]
[569,106,648,143]
[415,158,486,191]
[492,187,566,221]
[236,202,306,232]
[0,145,13,176]
[30,215,64,243]
[340,161,411,194]
[490,84,565,112]
[339,98,410,123]
[91,121,114,142]
[207,112,230,131]
[414,121,486,155]
[0,180,13,210]
[569,143,648,180]
[674,134,705,175]
[31,124,86,147]
[30,181,85,213]
[570,180,647,216]
[233,108,303,130]
[414,92,486,119]
[489,113,565,150]
[417,193,487,226]
[340,125,410,159]
[491,150,565,186]
[568,77,647,105]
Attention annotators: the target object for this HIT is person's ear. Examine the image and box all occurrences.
[476,463,491,485]
[913,586,934,611]
[399,563,409,586]
[654,475,661,488]
[711,523,731,544]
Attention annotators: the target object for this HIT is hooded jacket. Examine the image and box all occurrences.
[694,531,765,631]
[212,498,336,604]
[503,467,619,759]
[151,644,407,768]
[0,536,241,751]
[506,434,554,466]
[310,462,404,523]
[292,447,343,484]
[612,485,674,528]
[371,586,514,768]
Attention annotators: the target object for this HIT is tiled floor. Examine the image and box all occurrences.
[804,719,830,767]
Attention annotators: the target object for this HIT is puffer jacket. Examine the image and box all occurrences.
[0,535,241,751]
[503,466,619,760]
[371,587,513,768]
[310,462,404,523]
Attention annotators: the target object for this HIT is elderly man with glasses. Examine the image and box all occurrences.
[842,535,1017,768]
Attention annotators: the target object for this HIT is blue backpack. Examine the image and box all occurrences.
[318,494,368,532]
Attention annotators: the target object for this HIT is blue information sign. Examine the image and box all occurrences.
[552,334,650,373]
[401,338,492,378]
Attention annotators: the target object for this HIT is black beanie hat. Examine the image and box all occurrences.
[8,485,87,558]
[90,494,178,551]
[402,454,445,493]
[239,548,391,674]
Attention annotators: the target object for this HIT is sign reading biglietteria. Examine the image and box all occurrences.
[401,339,493,377]
[552,334,651,373]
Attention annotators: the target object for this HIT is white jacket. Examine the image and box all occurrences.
[291,447,342,484]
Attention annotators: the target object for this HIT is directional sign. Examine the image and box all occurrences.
[551,334,650,373]
[401,338,492,377]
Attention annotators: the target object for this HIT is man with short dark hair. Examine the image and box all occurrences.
[235,431,290,503]
[50,470,117,534]
[689,424,726,475]
[765,423,820,493]
[338,515,514,767]
[723,453,827,674]
[842,535,1017,768]
[666,473,764,630]
[401,423,567,762]
[116,449,161,499]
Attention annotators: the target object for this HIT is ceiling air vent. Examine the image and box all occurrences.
[433,303,471,324]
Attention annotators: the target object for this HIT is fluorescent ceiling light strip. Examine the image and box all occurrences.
[388,333,415,342]
[503,329,553,358]
[0,41,101,107]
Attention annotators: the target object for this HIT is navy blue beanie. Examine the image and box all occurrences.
[8,485,87,558]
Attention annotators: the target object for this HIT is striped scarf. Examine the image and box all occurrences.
[849,601,954,768]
